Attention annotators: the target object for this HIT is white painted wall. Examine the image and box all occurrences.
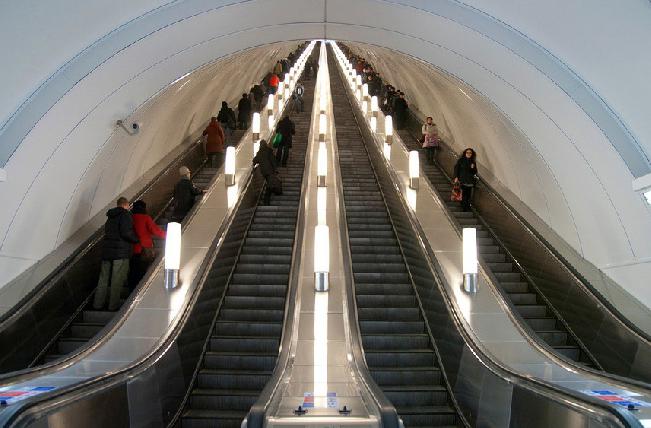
[0,0,650,316]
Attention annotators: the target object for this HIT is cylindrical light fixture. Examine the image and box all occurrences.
[224,146,236,186]
[284,72,290,84]
[383,142,391,161]
[370,116,377,133]
[314,224,330,292]
[164,222,182,289]
[284,87,290,106]
[251,112,261,141]
[409,150,419,190]
[406,187,417,211]
[319,113,327,141]
[463,228,478,293]
[267,94,275,115]
[319,91,327,113]
[361,100,368,116]
[317,142,327,187]
[317,186,327,225]
[355,89,362,102]
[268,114,275,132]
[278,82,285,101]
[371,96,379,116]
[362,83,369,99]
[385,115,393,145]
[356,75,362,89]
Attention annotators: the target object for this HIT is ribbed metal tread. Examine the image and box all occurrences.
[329,51,458,427]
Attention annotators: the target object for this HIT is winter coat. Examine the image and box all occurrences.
[237,97,252,121]
[101,207,139,261]
[132,213,166,254]
[454,156,478,186]
[252,144,277,177]
[273,62,283,76]
[173,178,203,218]
[269,74,280,89]
[202,121,225,154]
[276,116,295,147]
[422,123,438,138]
[217,106,236,129]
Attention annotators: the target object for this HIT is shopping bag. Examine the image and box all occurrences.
[451,183,463,202]
[272,133,283,148]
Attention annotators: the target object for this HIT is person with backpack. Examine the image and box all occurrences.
[421,116,440,164]
[217,101,236,141]
[252,139,280,205]
[453,148,478,212]
[93,197,140,311]
[237,93,252,129]
[171,166,205,221]
[275,115,295,167]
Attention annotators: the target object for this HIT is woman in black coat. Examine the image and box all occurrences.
[253,140,279,205]
[453,148,478,211]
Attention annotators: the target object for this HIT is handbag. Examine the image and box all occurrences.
[272,132,283,148]
[140,247,157,263]
[451,183,463,202]
[422,134,439,148]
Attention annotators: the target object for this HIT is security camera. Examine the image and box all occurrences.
[116,119,141,136]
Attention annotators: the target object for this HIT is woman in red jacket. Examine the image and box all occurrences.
[129,199,166,288]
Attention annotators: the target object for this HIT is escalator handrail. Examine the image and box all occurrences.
[0,142,209,383]
[246,45,321,428]
[364,116,644,428]
[0,157,258,428]
[0,137,204,329]
[333,45,643,428]
[328,55,403,427]
[399,119,651,390]
[404,106,651,349]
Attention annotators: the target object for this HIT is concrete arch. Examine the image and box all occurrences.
[1,0,650,312]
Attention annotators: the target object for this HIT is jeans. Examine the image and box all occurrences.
[425,146,437,164]
[275,145,290,166]
[94,259,130,311]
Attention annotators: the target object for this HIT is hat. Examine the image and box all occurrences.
[179,166,190,176]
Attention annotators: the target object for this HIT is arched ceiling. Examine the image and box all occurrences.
[1,0,650,309]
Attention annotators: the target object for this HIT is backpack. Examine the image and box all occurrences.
[272,132,283,148]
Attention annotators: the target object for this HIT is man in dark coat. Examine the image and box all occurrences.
[275,115,295,167]
[217,101,236,141]
[237,93,252,130]
[252,140,278,205]
[93,197,140,311]
[171,166,204,222]
[393,92,409,130]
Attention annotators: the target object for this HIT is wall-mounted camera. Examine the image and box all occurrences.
[116,119,141,136]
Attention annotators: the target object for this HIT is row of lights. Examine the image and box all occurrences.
[163,41,318,289]
[330,42,478,293]
[315,42,330,293]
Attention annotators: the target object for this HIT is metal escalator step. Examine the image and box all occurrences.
[356,283,413,295]
[81,310,114,324]
[352,262,407,273]
[202,351,277,371]
[67,322,104,339]
[554,345,581,360]
[56,338,86,354]
[234,264,290,275]
[501,282,529,293]
[509,293,538,305]
[487,262,514,272]
[383,385,449,406]
[356,295,417,307]
[222,296,286,310]
[213,320,282,337]
[230,273,289,285]
[538,330,569,346]
[360,320,425,335]
[197,368,272,390]
[371,367,442,386]
[362,333,430,350]
[181,409,247,428]
[524,317,558,330]
[209,336,280,353]
[237,254,292,264]
[358,307,421,321]
[493,272,521,282]
[365,350,436,367]
[397,408,458,427]
[515,304,548,318]
[219,308,284,322]
[354,272,411,283]
[189,389,259,411]
[227,283,287,297]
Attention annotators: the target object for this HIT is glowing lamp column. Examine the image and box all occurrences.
[385,115,394,145]
[252,113,261,156]
[317,142,327,187]
[371,96,379,117]
[409,150,419,190]
[319,113,327,142]
[224,146,236,186]
[314,225,330,292]
[267,94,275,130]
[319,90,327,114]
[463,228,478,293]
[164,222,182,289]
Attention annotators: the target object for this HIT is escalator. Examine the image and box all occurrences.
[180,77,313,428]
[396,131,601,370]
[329,52,461,428]
[33,160,233,366]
